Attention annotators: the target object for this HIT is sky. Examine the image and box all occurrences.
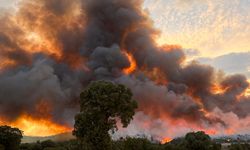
[0,0,17,9]
[144,0,250,56]
[1,0,250,78]
[143,0,250,78]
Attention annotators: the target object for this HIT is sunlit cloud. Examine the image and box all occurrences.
[144,0,250,57]
[197,52,250,78]
[0,0,18,8]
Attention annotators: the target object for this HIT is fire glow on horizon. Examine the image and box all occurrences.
[5,114,71,137]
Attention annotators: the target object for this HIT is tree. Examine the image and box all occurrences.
[0,125,23,150]
[229,143,250,150]
[117,137,163,150]
[41,140,56,149]
[73,81,138,150]
[0,144,4,150]
[184,131,213,150]
[165,131,221,150]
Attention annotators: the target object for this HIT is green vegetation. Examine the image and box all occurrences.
[0,144,4,150]
[0,129,222,150]
[164,131,221,150]
[112,137,163,150]
[73,81,138,150]
[228,143,250,150]
[17,132,222,150]
[3,124,247,150]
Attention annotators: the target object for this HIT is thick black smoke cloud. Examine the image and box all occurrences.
[0,0,250,134]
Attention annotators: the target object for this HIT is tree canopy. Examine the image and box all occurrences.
[73,81,138,150]
[165,131,221,150]
[185,131,213,150]
[0,125,23,150]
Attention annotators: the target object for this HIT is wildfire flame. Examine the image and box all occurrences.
[123,52,137,74]
[161,137,172,144]
[0,100,71,136]
[7,114,72,137]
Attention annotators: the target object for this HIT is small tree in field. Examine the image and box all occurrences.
[73,81,138,150]
[0,125,23,150]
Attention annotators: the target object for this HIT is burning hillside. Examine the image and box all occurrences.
[0,0,250,140]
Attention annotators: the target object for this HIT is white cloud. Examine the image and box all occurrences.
[0,0,18,9]
[197,52,250,78]
[144,0,250,57]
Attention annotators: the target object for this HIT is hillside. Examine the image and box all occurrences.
[22,132,75,143]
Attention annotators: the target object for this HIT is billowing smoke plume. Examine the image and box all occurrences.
[0,0,250,138]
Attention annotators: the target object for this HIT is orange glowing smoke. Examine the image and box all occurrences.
[204,129,217,135]
[244,80,250,97]
[23,31,62,58]
[0,1,85,70]
[161,137,172,144]
[245,88,250,97]
[123,52,137,74]
[7,114,72,137]
[211,81,250,98]
[0,59,16,71]
[211,84,227,94]
[0,101,72,137]
[161,44,182,51]
[143,68,168,85]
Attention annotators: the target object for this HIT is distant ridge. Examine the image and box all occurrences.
[216,134,250,142]
[22,133,250,144]
[22,132,75,143]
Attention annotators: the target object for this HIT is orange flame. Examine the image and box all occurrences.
[123,52,137,74]
[0,101,72,137]
[161,137,172,144]
[8,114,72,137]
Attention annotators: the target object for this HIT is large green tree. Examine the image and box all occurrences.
[184,131,218,150]
[73,81,138,150]
[0,125,23,150]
